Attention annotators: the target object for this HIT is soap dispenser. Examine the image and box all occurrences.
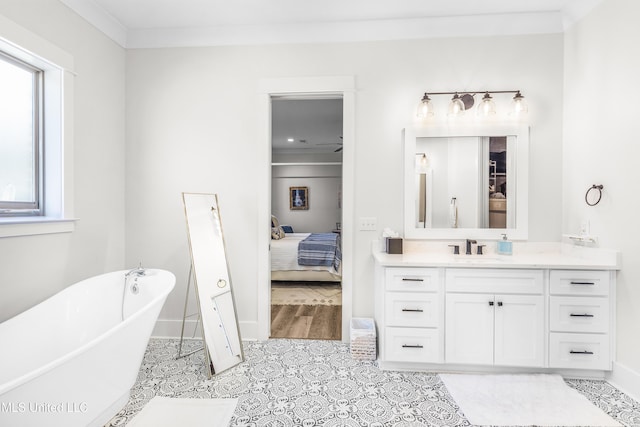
[497,233,513,255]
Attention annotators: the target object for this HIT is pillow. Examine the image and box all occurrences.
[270,214,286,239]
[281,225,294,233]
[271,226,285,239]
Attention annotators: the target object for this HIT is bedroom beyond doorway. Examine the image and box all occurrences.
[270,96,344,340]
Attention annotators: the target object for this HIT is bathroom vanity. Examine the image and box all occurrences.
[385,124,621,377]
[373,243,620,377]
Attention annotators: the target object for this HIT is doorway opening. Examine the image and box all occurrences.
[269,96,344,340]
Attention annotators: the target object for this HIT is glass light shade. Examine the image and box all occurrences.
[416,93,434,119]
[415,153,430,172]
[477,92,496,116]
[511,91,528,116]
[448,94,465,116]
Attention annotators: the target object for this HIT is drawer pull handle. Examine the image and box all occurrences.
[570,281,595,285]
[570,313,595,318]
[402,344,424,349]
[401,308,424,313]
[570,350,594,355]
[402,278,424,282]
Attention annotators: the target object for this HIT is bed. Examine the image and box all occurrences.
[271,232,342,282]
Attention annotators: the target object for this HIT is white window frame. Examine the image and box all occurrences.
[0,14,75,237]
[0,51,43,215]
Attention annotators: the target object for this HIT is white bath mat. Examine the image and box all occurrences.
[127,396,237,427]
[439,373,621,426]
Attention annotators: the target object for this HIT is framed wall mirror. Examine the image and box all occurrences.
[403,124,529,240]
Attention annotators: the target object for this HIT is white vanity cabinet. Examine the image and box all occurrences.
[548,270,613,371]
[377,267,444,364]
[373,251,618,375]
[445,269,545,367]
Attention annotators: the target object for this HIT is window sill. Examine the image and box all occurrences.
[0,217,77,238]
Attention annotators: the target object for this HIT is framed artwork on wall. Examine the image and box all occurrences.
[289,186,308,210]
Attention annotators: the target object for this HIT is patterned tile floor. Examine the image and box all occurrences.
[106,338,640,426]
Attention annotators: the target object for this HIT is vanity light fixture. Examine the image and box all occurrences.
[448,93,466,117]
[416,90,527,118]
[415,152,430,172]
[478,92,496,117]
[510,91,528,116]
[416,93,434,119]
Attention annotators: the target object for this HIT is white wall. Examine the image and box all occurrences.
[563,0,640,378]
[272,164,342,233]
[0,1,126,322]
[125,34,564,338]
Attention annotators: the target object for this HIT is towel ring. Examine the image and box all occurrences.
[585,184,603,206]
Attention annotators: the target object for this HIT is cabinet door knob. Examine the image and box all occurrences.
[497,301,503,307]
[488,301,495,306]
[570,350,594,355]
[569,313,594,318]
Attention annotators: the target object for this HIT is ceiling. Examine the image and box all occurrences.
[271,98,343,156]
[60,0,603,48]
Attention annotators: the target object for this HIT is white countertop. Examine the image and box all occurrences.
[373,241,621,270]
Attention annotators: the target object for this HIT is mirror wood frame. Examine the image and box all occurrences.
[403,124,529,240]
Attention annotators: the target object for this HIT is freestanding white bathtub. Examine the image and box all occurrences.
[0,268,175,427]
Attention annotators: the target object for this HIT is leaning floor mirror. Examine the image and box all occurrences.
[182,192,244,376]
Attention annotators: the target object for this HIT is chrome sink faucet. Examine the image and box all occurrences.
[465,239,477,255]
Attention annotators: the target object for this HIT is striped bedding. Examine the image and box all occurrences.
[297,233,341,272]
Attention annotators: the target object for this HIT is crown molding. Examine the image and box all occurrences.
[58,0,603,49]
[60,0,127,47]
[129,12,563,49]
[561,0,604,30]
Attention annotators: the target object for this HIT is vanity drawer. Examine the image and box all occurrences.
[384,327,442,363]
[550,296,609,333]
[550,270,610,296]
[549,332,611,371]
[385,268,440,292]
[445,269,543,294]
[385,292,440,328]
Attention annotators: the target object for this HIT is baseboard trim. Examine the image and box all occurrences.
[152,319,258,341]
[607,361,640,402]
[238,321,258,341]
[152,319,199,339]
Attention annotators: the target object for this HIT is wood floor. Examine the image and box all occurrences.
[271,304,342,340]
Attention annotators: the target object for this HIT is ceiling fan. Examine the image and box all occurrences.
[309,136,343,152]
[334,137,343,152]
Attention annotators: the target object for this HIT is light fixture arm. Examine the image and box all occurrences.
[421,90,521,96]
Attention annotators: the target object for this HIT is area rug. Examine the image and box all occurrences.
[439,373,621,426]
[271,284,341,306]
[126,396,237,427]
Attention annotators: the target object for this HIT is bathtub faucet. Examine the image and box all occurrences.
[126,263,146,278]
